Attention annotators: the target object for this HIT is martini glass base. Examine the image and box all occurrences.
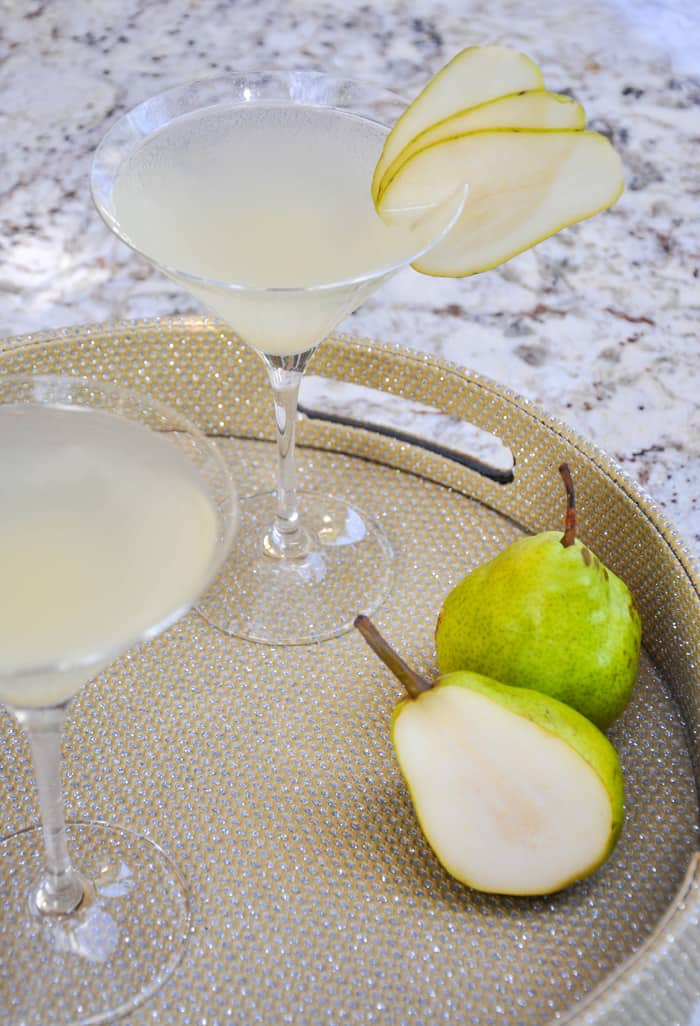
[0,822,190,1026]
[198,489,395,645]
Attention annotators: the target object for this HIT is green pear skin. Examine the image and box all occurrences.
[435,532,642,729]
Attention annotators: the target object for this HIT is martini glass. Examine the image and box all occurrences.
[91,72,465,645]
[0,374,237,1026]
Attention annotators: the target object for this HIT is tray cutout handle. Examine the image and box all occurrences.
[299,375,515,484]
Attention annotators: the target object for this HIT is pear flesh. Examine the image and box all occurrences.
[436,532,642,729]
[392,674,623,896]
[378,129,624,277]
[371,44,543,201]
[355,614,624,897]
[375,89,585,203]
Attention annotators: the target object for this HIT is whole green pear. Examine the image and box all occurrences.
[355,614,624,896]
[435,464,641,729]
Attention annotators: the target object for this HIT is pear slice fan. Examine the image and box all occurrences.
[371,44,545,202]
[355,615,624,896]
[373,44,624,276]
[375,89,586,206]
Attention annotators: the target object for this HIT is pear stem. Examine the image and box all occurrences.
[354,615,433,700]
[559,462,577,548]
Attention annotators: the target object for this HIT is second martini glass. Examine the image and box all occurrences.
[91,72,464,645]
[0,374,237,1026]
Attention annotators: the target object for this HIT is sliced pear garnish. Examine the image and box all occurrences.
[377,128,624,277]
[376,90,585,203]
[371,44,544,202]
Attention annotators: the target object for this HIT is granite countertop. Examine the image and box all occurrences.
[0,0,698,556]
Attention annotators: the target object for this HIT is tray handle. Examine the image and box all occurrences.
[304,334,608,532]
[299,374,515,483]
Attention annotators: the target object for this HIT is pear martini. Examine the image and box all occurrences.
[0,374,237,1026]
[93,49,624,645]
[91,73,464,645]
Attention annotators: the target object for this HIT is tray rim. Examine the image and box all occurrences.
[1,314,699,1026]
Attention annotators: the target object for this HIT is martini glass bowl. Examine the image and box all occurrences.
[91,71,464,645]
[0,374,237,1026]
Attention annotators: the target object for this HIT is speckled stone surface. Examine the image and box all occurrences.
[0,0,697,552]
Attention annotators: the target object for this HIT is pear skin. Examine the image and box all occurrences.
[435,466,641,729]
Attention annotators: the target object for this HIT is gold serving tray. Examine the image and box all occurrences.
[1,317,699,1025]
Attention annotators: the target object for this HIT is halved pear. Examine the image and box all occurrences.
[354,616,624,897]
[376,90,585,203]
[371,45,544,202]
[392,675,624,896]
[377,128,624,277]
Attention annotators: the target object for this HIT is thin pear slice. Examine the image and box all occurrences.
[391,675,624,896]
[376,90,585,203]
[378,128,624,277]
[371,45,543,201]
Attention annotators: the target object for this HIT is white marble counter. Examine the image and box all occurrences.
[0,0,698,556]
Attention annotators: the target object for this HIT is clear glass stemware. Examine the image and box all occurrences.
[0,374,238,1026]
[91,71,464,645]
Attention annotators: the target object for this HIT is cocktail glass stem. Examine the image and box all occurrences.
[13,703,85,916]
[261,348,315,560]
